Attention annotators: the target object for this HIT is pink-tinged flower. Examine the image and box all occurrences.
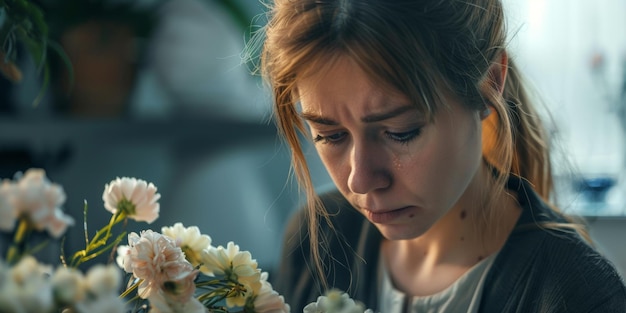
[200,241,262,307]
[147,270,204,313]
[149,289,205,313]
[122,230,193,298]
[161,222,212,267]
[46,208,76,239]
[12,168,74,238]
[250,272,290,313]
[102,177,160,224]
[0,179,16,232]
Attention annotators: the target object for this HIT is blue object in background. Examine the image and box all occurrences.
[576,176,617,204]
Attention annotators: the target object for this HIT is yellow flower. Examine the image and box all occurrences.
[162,222,212,267]
[200,241,262,307]
[250,272,291,313]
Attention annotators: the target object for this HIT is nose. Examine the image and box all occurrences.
[347,141,391,194]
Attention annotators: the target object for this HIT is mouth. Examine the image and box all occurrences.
[365,206,415,224]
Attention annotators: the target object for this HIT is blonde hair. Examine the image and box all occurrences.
[254,0,587,288]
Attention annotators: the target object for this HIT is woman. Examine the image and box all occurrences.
[255,0,626,311]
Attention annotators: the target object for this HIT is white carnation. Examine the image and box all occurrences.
[102,177,160,224]
[84,264,122,296]
[51,267,86,305]
[303,289,372,313]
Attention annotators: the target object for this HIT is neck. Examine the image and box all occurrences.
[382,166,521,295]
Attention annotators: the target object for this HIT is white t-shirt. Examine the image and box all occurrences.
[379,253,498,313]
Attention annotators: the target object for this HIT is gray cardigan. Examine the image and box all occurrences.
[274,176,626,312]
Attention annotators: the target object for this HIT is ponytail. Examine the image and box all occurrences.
[504,60,553,199]
[483,56,592,242]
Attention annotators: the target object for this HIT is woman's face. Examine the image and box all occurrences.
[297,56,485,240]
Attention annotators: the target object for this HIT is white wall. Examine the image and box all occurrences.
[503,0,626,278]
[503,0,626,179]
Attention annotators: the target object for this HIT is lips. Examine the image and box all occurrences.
[365,206,414,224]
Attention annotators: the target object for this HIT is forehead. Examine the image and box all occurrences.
[294,53,443,123]
[296,56,407,113]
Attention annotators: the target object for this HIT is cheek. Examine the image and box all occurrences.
[399,126,482,202]
[431,125,483,198]
[316,148,350,187]
[395,147,442,192]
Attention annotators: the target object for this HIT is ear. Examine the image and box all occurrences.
[487,51,508,95]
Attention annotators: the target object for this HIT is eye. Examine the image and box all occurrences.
[313,132,347,145]
[386,128,422,144]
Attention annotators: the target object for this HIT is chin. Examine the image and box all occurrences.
[375,224,426,241]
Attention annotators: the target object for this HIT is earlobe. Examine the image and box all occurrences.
[487,51,508,95]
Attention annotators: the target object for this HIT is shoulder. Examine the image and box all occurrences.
[485,226,626,311]
[524,228,625,309]
[485,175,626,310]
[531,228,622,283]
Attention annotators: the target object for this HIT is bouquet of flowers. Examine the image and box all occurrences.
[0,168,372,313]
[0,168,289,313]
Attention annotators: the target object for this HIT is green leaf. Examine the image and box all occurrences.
[48,39,73,91]
[31,61,48,107]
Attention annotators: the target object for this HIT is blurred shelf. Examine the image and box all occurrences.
[0,116,278,146]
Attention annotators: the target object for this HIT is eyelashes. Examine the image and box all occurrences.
[386,128,422,144]
[313,128,422,146]
[313,132,347,145]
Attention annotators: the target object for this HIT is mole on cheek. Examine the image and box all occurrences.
[409,214,414,218]
[477,255,484,262]
[460,210,467,220]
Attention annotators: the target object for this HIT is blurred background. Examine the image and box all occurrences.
[0,0,624,279]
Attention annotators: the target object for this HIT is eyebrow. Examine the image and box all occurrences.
[300,105,416,125]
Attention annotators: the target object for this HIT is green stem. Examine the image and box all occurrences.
[91,210,124,245]
[195,279,230,288]
[120,278,142,299]
[199,288,234,307]
[6,218,30,264]
[70,210,127,267]
[75,231,126,265]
